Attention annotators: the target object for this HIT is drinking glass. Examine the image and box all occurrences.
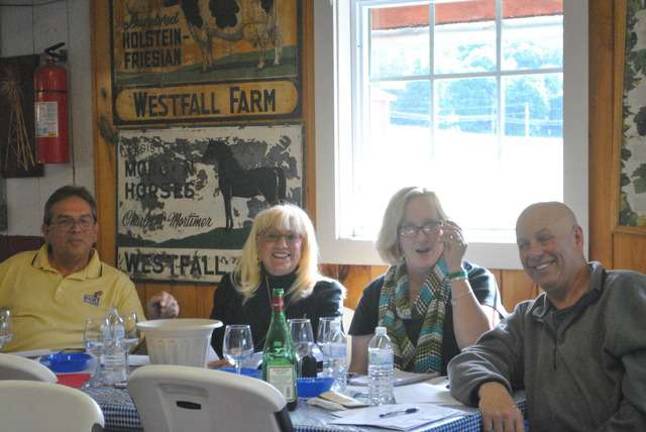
[222,324,254,375]
[317,316,341,377]
[122,312,140,352]
[83,317,107,388]
[122,311,140,373]
[0,308,12,351]
[288,318,314,377]
[317,316,340,351]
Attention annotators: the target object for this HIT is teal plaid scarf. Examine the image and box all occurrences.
[377,260,450,373]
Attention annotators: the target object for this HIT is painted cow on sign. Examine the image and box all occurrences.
[165,0,282,71]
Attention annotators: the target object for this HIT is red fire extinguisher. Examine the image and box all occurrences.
[34,42,69,164]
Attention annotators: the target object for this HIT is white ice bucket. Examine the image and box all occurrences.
[137,319,222,367]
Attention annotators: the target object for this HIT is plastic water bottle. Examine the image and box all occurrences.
[328,320,347,393]
[102,308,127,384]
[368,326,395,405]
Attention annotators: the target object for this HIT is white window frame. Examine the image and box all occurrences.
[314,0,588,268]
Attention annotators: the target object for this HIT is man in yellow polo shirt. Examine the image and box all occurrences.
[0,185,179,352]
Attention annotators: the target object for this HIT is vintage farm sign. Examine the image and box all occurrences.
[117,124,303,282]
[110,0,301,125]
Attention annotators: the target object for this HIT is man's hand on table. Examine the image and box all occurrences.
[478,381,525,432]
[207,359,232,369]
[146,291,180,319]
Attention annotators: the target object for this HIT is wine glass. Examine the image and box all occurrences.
[317,316,340,353]
[222,324,254,375]
[83,317,107,388]
[288,318,314,377]
[0,308,12,351]
[122,312,140,373]
[317,316,341,377]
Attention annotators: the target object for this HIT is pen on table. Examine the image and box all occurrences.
[379,407,419,418]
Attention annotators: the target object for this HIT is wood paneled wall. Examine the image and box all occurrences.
[589,0,617,267]
[88,0,634,319]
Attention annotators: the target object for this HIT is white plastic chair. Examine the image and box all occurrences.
[0,380,104,431]
[128,365,294,432]
[0,353,57,382]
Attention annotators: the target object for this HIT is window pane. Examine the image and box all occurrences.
[434,0,496,74]
[494,0,566,246]
[372,80,431,128]
[339,0,567,245]
[433,77,499,240]
[503,73,563,137]
[502,15,563,71]
[349,80,431,238]
[434,21,496,74]
[370,5,430,79]
[436,77,497,135]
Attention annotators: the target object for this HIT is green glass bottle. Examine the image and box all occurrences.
[262,288,298,411]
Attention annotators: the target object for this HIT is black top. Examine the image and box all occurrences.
[210,271,345,357]
[348,261,504,375]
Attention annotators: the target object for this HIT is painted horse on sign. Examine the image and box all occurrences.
[202,139,286,229]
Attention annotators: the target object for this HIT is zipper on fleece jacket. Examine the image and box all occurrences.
[540,317,559,370]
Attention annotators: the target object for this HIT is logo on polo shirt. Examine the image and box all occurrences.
[83,290,103,307]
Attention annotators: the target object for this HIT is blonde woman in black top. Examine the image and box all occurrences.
[210,204,345,356]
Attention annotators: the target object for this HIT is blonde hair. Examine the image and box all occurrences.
[233,204,321,302]
[376,187,448,265]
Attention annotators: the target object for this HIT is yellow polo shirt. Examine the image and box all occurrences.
[0,245,145,352]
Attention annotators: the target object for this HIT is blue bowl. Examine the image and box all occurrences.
[40,352,91,373]
[297,377,335,398]
[221,367,262,379]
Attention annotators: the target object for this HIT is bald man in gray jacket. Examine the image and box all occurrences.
[448,202,646,432]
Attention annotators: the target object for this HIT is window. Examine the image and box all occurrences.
[315,0,588,268]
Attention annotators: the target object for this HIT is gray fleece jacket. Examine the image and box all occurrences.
[448,262,646,432]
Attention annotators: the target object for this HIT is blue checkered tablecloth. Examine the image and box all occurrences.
[85,387,142,432]
[289,403,484,432]
[85,387,525,432]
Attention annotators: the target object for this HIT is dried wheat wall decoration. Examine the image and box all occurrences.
[0,54,42,178]
[1,66,36,172]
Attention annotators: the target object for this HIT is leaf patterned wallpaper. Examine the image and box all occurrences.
[621,1,646,227]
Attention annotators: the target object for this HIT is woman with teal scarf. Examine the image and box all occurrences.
[349,187,505,375]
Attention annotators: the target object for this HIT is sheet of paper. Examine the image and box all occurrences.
[330,403,463,431]
[349,369,439,387]
[393,376,468,408]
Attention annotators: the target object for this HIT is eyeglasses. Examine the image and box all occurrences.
[259,231,302,244]
[49,216,96,232]
[398,220,443,238]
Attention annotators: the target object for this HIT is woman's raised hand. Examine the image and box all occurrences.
[441,220,467,271]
